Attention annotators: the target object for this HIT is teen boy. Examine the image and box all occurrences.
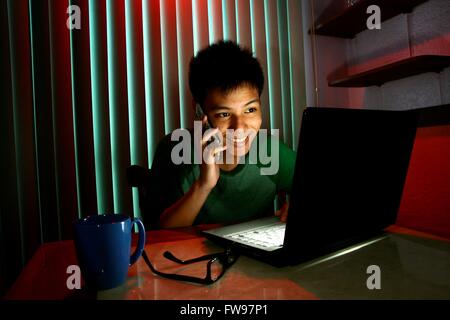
[149,41,296,228]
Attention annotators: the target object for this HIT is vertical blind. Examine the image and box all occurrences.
[0,0,306,293]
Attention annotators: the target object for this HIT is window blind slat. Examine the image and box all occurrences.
[29,0,59,242]
[193,0,210,54]
[106,0,132,215]
[160,0,181,133]
[287,0,307,149]
[222,0,236,41]
[88,0,113,214]
[69,0,97,218]
[125,0,148,219]
[7,0,40,265]
[208,0,223,43]
[143,0,165,164]
[264,0,283,136]
[48,0,78,237]
[176,0,195,128]
[277,0,292,147]
[2,0,25,282]
[235,0,251,49]
[250,0,270,129]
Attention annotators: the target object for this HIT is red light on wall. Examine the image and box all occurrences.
[397,125,450,239]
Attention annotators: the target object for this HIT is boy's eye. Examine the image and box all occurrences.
[216,112,230,118]
[245,107,257,113]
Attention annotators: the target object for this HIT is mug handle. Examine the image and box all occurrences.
[130,218,146,265]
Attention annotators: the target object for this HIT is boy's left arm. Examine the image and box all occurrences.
[275,192,289,222]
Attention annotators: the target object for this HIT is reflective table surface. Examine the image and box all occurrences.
[6,225,450,300]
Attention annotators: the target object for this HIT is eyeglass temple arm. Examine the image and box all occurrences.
[163,251,222,264]
[142,250,216,285]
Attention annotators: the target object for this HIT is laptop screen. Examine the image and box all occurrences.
[284,107,417,264]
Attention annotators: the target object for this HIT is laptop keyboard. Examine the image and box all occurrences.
[224,223,286,251]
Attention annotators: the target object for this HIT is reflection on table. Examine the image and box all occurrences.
[6,225,450,300]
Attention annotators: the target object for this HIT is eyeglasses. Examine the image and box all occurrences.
[142,248,239,285]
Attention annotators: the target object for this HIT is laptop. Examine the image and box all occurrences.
[202,107,418,267]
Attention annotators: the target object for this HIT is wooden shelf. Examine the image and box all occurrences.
[311,0,428,38]
[328,55,450,87]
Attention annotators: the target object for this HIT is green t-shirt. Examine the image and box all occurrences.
[148,130,296,225]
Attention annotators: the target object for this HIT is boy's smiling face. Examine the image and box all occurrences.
[202,84,262,159]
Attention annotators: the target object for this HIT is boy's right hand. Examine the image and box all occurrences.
[197,118,227,192]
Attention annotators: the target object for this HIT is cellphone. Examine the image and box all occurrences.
[196,104,218,144]
[196,104,210,128]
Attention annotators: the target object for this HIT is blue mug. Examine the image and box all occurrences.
[73,214,145,291]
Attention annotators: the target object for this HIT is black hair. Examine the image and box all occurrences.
[188,40,264,106]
